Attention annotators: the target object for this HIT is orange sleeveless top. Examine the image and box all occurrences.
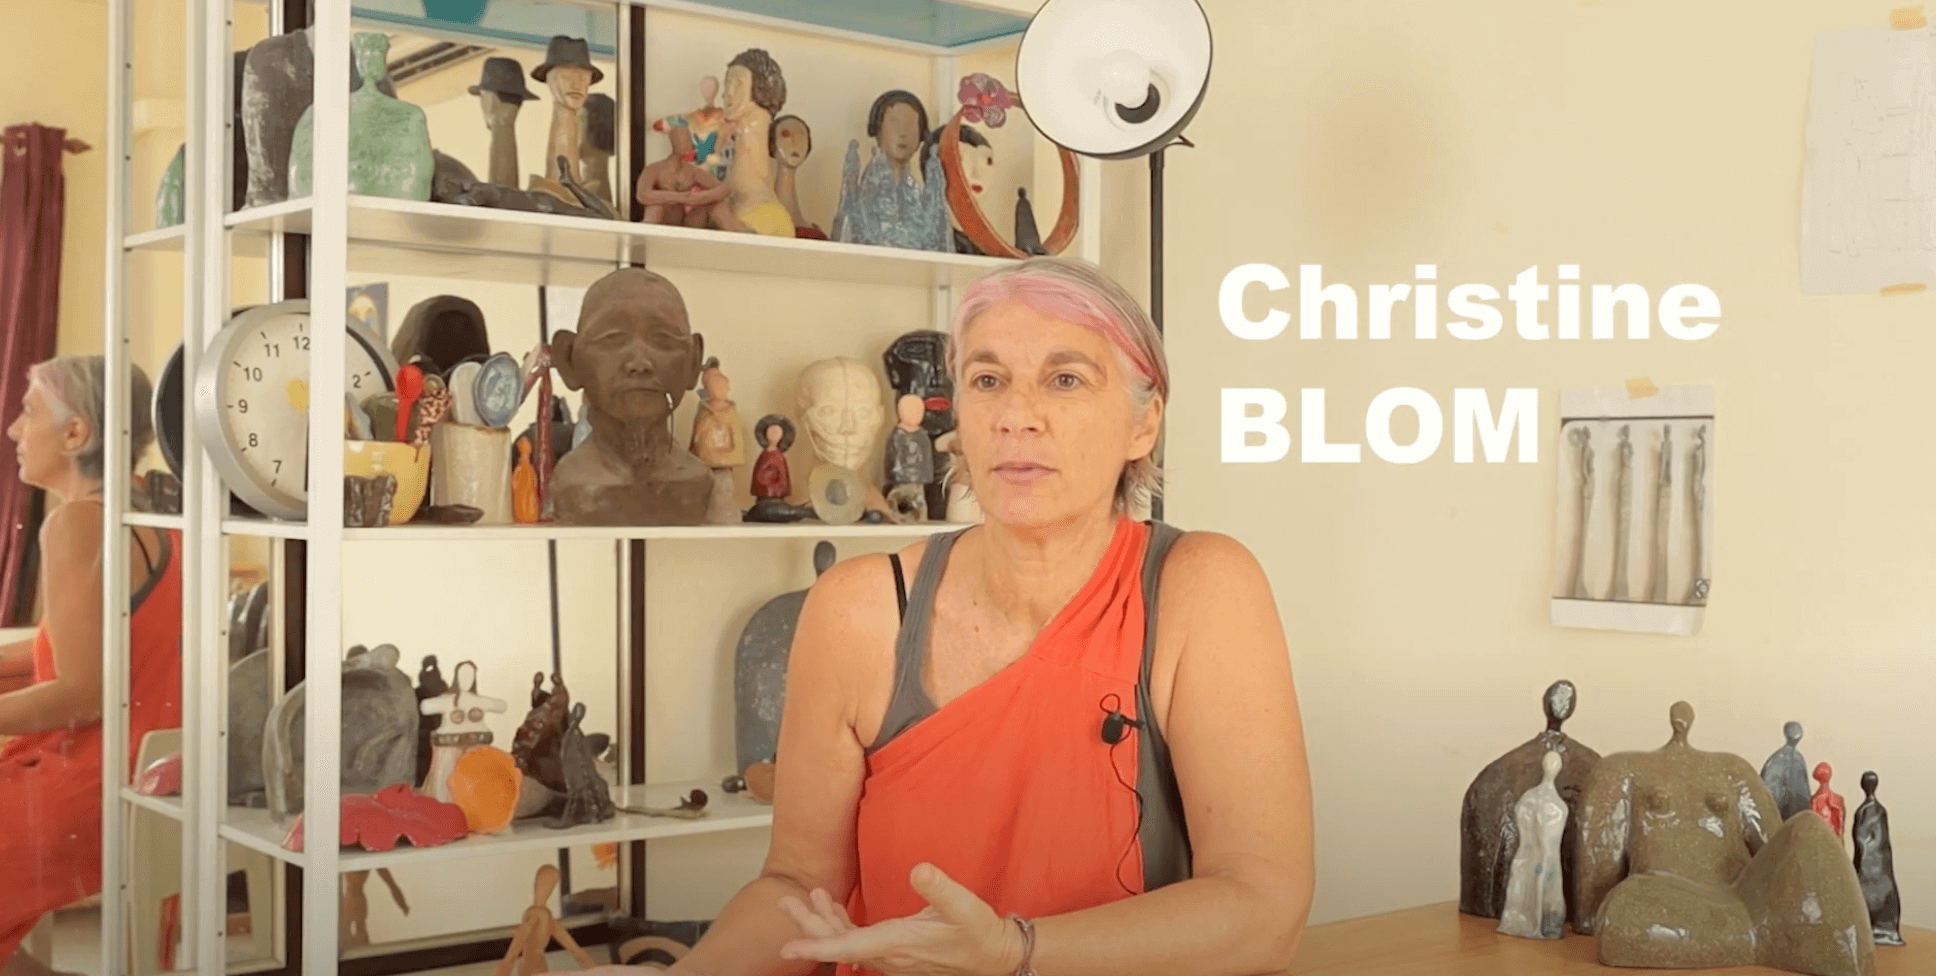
[838,518,1151,973]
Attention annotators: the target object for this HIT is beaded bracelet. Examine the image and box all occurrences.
[1004,913,1037,976]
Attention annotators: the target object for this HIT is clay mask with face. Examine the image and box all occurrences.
[796,357,884,471]
[775,117,811,168]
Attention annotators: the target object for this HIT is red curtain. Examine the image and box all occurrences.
[0,125,69,626]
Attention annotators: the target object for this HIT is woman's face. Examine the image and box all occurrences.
[7,383,84,490]
[954,299,1160,528]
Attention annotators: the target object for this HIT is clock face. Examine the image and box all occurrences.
[194,301,397,520]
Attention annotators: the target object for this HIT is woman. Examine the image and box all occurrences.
[0,357,179,976]
[606,258,1313,976]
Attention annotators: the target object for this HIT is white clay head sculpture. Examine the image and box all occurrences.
[796,357,884,471]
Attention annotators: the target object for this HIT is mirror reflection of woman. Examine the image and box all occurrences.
[0,357,180,976]
[584,258,1315,976]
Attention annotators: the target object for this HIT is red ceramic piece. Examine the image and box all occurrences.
[394,365,425,442]
[280,784,471,852]
[1810,761,1845,838]
[134,752,183,796]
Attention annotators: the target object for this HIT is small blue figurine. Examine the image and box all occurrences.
[832,90,949,252]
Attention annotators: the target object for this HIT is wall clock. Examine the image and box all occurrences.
[192,301,399,521]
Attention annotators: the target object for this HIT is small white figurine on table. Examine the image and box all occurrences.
[420,660,508,803]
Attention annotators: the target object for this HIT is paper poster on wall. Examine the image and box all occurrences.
[1549,386,1713,636]
[1800,24,1936,294]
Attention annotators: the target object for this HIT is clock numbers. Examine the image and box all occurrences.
[294,335,309,351]
[236,399,248,413]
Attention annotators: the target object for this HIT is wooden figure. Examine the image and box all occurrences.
[530,37,601,205]
[494,864,598,976]
[419,661,508,803]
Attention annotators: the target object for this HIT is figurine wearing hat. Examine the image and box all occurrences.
[470,57,535,186]
[531,36,603,204]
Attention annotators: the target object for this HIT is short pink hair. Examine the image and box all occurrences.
[946,256,1167,508]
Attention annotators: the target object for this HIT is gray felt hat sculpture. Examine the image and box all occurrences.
[469,57,536,101]
[532,36,603,84]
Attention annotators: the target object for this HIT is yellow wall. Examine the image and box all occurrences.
[1166,0,1934,929]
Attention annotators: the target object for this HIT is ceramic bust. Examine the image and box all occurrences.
[833,90,950,251]
[1852,771,1903,946]
[884,395,934,522]
[1760,720,1811,821]
[289,32,433,201]
[690,358,747,524]
[1575,702,1875,976]
[1811,762,1845,838]
[1497,750,1568,940]
[530,36,601,204]
[548,268,711,526]
[1458,680,1600,929]
[797,357,889,519]
[744,414,810,523]
[711,49,793,237]
[469,56,534,187]
[770,114,824,238]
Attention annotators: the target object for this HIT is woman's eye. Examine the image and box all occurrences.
[971,374,1000,390]
[1052,373,1082,390]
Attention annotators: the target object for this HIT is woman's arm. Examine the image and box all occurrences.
[658,556,891,976]
[0,636,36,693]
[1023,531,1316,976]
[0,502,105,735]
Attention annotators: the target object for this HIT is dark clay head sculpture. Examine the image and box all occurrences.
[1576,702,1874,976]
[549,269,711,525]
[1459,679,1600,927]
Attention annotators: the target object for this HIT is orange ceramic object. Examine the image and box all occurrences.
[448,746,523,834]
[512,438,539,523]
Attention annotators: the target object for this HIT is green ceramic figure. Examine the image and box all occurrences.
[155,144,186,228]
[288,33,433,201]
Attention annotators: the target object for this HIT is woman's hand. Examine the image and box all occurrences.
[777,863,1020,976]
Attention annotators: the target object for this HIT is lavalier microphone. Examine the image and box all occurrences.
[1099,693,1141,745]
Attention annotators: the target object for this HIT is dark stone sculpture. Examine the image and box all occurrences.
[735,542,835,774]
[512,672,572,792]
[263,644,421,826]
[1459,680,1601,930]
[1853,771,1903,947]
[1762,720,1812,821]
[143,470,182,516]
[1575,702,1875,976]
[545,702,614,829]
[413,656,448,786]
[243,29,316,208]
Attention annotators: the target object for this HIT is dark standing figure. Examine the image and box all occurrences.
[1760,720,1811,821]
[1853,771,1903,946]
[882,330,953,516]
[1459,680,1602,930]
[413,655,448,785]
[546,702,615,829]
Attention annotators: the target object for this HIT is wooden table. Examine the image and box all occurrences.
[1290,903,1931,976]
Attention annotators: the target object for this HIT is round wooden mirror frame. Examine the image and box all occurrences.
[938,106,1082,259]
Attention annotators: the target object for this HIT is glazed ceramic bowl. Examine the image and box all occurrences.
[447,746,523,834]
[344,440,431,525]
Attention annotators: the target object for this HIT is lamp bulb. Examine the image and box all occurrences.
[1097,49,1150,106]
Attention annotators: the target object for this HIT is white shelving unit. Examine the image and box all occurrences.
[101,1,1102,974]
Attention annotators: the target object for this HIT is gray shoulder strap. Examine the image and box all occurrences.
[1135,519,1193,891]
[868,528,966,753]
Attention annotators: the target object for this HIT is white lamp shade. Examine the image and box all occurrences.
[1016,0,1212,159]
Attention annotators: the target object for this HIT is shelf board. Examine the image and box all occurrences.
[223,516,964,541]
[148,195,1015,288]
[222,779,773,872]
[123,512,186,531]
[123,788,186,821]
[123,225,186,251]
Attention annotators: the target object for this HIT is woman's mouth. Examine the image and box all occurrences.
[992,462,1053,484]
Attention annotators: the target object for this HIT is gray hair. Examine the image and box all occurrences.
[946,257,1166,513]
[29,355,153,481]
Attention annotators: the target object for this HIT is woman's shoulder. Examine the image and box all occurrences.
[40,499,103,549]
[1152,527,1273,605]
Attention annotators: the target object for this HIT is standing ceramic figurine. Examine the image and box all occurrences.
[469,56,534,187]
[770,115,824,238]
[531,36,601,204]
[689,358,747,525]
[1852,771,1903,946]
[744,415,809,523]
[710,50,793,236]
[884,395,934,523]
[1760,721,1811,821]
[834,90,950,251]
[1498,750,1569,940]
[512,438,539,524]
[419,661,508,803]
[1811,762,1846,839]
[289,32,433,201]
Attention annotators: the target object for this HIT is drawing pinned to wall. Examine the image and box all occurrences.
[1801,17,1936,294]
[1549,385,1712,637]
[349,283,390,343]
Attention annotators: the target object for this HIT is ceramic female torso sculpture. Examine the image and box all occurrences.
[834,91,949,251]
[1852,771,1903,946]
[289,32,433,201]
[1498,750,1568,939]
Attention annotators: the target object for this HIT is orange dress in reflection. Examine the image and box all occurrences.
[0,530,181,961]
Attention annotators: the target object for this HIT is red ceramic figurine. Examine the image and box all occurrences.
[1811,761,1845,839]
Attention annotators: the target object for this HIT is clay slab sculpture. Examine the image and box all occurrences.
[1497,750,1569,940]
[510,672,572,792]
[263,644,420,826]
[228,647,271,806]
[1575,702,1875,976]
[1852,771,1903,946]
[1762,720,1812,821]
[289,33,433,202]
[545,703,615,829]
[1459,680,1601,930]
[549,270,711,525]
[735,542,835,775]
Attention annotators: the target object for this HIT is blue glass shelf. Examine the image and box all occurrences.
[685,0,1029,48]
